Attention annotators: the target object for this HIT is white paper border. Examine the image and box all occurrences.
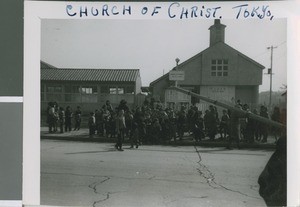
[0,200,22,207]
[0,97,23,102]
[23,1,300,206]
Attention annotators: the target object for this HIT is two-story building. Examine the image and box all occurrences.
[149,20,265,110]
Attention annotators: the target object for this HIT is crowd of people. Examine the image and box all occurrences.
[46,98,285,150]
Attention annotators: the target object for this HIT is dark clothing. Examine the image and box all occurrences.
[260,110,269,142]
[74,109,82,130]
[220,114,230,139]
[152,121,161,144]
[258,136,287,206]
[58,110,65,133]
[244,117,255,143]
[204,110,217,140]
[48,106,58,133]
[65,108,72,132]
[194,116,204,142]
[130,127,139,148]
[227,110,242,149]
[271,109,281,140]
[115,116,126,150]
[88,115,96,135]
[177,110,186,140]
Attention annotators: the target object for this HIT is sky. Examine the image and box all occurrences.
[41,18,287,92]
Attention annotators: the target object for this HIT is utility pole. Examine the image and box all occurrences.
[267,45,277,109]
[175,58,180,87]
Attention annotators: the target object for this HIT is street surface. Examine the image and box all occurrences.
[41,140,273,207]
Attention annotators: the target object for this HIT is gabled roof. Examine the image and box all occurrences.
[150,42,265,86]
[41,64,140,82]
[223,43,265,69]
[41,61,57,69]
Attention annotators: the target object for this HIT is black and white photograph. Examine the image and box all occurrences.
[40,18,287,207]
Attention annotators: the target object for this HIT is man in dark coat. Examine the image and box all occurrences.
[74,106,82,130]
[65,106,72,132]
[226,104,243,149]
[258,135,287,206]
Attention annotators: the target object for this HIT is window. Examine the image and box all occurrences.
[117,88,124,94]
[46,86,62,93]
[109,87,126,94]
[81,86,97,94]
[211,59,228,77]
[110,87,117,94]
[65,85,80,93]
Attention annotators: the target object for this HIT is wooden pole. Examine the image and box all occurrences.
[169,86,286,129]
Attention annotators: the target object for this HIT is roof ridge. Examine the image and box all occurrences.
[41,67,140,82]
[41,68,140,71]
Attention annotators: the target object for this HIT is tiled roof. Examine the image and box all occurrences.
[41,68,140,82]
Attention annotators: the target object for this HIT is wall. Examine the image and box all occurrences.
[150,42,263,106]
[235,85,259,105]
[177,54,202,85]
[41,80,137,112]
[201,43,238,85]
[135,74,142,94]
[201,43,263,86]
[150,76,169,102]
[237,55,263,85]
[200,85,235,104]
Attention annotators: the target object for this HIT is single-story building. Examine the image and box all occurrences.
[41,61,142,112]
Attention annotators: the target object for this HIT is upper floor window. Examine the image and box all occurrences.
[211,59,228,77]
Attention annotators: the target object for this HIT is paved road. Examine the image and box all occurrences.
[41,140,273,207]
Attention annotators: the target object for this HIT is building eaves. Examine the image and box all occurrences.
[41,68,140,82]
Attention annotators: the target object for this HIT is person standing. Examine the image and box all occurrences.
[103,100,113,113]
[260,106,269,143]
[65,106,72,132]
[130,122,139,149]
[115,109,126,151]
[88,112,96,136]
[271,106,281,143]
[206,105,217,141]
[58,107,65,133]
[53,102,59,132]
[47,102,54,133]
[227,105,243,149]
[74,106,82,130]
[219,110,230,139]
[177,106,186,141]
[194,111,204,142]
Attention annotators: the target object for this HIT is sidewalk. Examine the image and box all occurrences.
[40,127,277,149]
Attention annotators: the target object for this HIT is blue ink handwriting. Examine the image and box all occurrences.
[232,4,274,20]
[66,4,132,17]
[168,2,222,19]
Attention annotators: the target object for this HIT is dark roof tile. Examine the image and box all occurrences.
[41,68,140,82]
